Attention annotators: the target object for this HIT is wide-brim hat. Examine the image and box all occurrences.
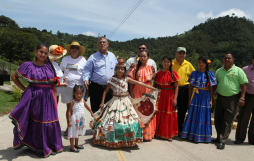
[65,41,85,56]
[48,45,67,61]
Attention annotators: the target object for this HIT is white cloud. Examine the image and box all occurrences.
[82,31,97,37]
[197,8,252,20]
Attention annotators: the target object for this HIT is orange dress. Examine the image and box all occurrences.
[128,65,155,141]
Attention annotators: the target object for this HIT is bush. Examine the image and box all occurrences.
[11,85,22,101]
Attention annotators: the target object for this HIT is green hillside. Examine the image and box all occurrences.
[1,15,254,73]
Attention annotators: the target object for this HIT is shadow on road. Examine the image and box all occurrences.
[0,147,41,161]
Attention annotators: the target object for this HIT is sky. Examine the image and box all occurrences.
[1,0,253,42]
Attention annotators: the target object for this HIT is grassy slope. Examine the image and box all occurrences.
[0,90,18,116]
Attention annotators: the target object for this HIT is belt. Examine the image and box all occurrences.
[30,84,51,88]
[179,85,189,89]
[158,87,174,90]
[190,87,208,102]
[90,81,107,88]
[113,94,129,97]
[218,93,238,97]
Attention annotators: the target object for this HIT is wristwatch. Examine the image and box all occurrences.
[239,97,245,101]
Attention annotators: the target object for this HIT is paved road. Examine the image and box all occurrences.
[0,97,253,161]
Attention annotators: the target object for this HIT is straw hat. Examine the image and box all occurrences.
[65,41,85,56]
[48,45,67,61]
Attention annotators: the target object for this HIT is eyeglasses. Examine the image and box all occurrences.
[70,46,80,50]
[138,47,146,50]
[98,41,107,44]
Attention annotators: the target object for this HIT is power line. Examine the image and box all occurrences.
[108,0,143,39]
[108,0,139,37]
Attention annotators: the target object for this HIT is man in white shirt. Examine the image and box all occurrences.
[126,44,157,74]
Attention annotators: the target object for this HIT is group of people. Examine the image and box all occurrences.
[8,37,254,158]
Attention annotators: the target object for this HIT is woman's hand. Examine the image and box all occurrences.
[68,122,72,127]
[173,98,177,107]
[62,78,68,87]
[209,100,213,109]
[91,113,94,117]
[99,103,104,109]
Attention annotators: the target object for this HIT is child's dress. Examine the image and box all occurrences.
[155,70,179,139]
[9,61,63,157]
[181,71,217,142]
[91,77,143,148]
[68,99,86,138]
[128,65,156,141]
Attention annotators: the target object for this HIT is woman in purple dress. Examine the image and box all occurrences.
[9,43,63,157]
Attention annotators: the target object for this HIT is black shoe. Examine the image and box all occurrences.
[70,148,80,153]
[212,138,219,143]
[234,140,243,144]
[75,145,84,149]
[217,143,225,150]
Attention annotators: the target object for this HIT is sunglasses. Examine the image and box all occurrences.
[138,47,146,50]
[70,46,80,50]
[98,41,107,44]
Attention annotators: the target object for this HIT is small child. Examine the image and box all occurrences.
[67,85,94,152]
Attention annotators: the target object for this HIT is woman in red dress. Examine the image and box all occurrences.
[128,50,155,141]
[155,56,179,141]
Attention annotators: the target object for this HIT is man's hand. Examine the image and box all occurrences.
[238,99,245,107]
[84,80,89,90]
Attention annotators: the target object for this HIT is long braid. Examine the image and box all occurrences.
[47,56,58,85]
[170,64,175,86]
[205,64,210,89]
[135,60,142,80]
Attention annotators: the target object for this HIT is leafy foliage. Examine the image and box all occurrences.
[0,15,254,72]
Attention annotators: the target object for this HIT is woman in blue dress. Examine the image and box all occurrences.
[181,56,217,142]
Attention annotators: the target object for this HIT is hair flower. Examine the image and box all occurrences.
[172,62,174,66]
[207,59,211,66]
[52,46,64,56]
[136,57,140,61]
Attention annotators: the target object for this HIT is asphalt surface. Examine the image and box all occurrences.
[0,96,253,161]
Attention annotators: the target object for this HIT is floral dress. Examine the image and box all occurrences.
[68,99,86,138]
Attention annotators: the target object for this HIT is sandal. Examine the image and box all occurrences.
[70,148,80,153]
[75,145,84,149]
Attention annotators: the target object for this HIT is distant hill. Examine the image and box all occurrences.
[1,15,254,72]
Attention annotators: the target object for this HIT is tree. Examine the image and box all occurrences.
[0,15,19,29]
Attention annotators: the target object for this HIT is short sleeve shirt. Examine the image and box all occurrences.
[172,59,195,86]
[215,64,248,96]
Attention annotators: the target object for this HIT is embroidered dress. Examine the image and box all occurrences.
[155,70,179,139]
[181,71,217,142]
[9,62,63,157]
[91,77,143,148]
[128,65,156,141]
[68,99,86,138]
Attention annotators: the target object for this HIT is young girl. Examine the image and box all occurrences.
[128,51,156,141]
[155,56,179,141]
[67,85,94,152]
[181,56,217,142]
[91,58,156,148]
[9,43,63,157]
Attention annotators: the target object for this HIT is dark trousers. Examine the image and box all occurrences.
[215,94,239,143]
[235,93,254,144]
[177,86,189,133]
[89,81,113,113]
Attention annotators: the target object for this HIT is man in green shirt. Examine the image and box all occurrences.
[213,53,248,150]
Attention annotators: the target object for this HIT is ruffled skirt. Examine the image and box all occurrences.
[91,96,143,148]
[181,89,212,142]
[9,84,63,157]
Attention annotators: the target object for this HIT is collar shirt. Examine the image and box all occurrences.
[83,50,118,85]
[215,64,248,96]
[242,64,254,94]
[126,56,157,73]
[172,58,195,86]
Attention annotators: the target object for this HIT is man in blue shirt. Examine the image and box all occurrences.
[83,37,118,112]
